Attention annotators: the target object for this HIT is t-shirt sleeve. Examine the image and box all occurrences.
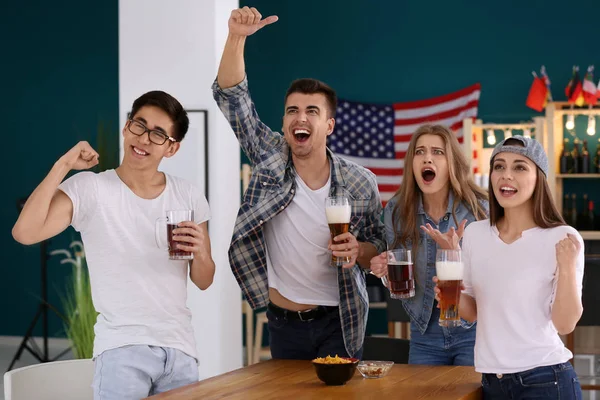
[461,224,475,299]
[57,171,98,232]
[192,185,211,225]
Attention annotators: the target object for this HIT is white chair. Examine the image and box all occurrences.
[4,359,94,400]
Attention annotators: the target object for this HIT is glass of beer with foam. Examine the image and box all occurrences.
[436,249,464,327]
[325,196,351,267]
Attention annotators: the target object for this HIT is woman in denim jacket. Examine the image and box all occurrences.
[371,124,488,365]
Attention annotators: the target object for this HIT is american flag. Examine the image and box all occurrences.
[328,84,481,204]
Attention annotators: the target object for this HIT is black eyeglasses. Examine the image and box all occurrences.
[127,119,177,145]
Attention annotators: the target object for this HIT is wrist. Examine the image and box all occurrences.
[227,33,247,44]
[54,157,73,174]
[558,264,576,278]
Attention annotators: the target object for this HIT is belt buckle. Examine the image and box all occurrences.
[297,309,315,322]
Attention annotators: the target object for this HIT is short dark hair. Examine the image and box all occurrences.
[130,91,189,142]
[284,79,337,118]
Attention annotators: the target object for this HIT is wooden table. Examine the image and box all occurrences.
[147,360,483,399]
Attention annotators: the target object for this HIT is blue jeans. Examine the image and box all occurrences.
[408,308,476,366]
[482,362,582,399]
[266,303,363,360]
[92,345,198,399]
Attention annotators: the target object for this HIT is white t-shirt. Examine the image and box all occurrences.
[59,169,211,359]
[265,174,339,306]
[462,220,584,374]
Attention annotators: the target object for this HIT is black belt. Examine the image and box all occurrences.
[267,302,338,322]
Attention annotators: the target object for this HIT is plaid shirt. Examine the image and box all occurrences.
[212,77,386,357]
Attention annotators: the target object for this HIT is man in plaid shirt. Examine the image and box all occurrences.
[213,6,385,359]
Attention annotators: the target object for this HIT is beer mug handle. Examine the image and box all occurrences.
[380,275,390,290]
[155,217,168,250]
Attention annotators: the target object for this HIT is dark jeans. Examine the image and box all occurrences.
[266,303,363,360]
[482,362,582,400]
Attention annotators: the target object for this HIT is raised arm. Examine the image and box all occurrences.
[217,7,278,89]
[12,141,99,245]
[552,233,584,335]
[213,7,280,165]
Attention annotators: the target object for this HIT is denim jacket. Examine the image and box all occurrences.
[384,191,487,334]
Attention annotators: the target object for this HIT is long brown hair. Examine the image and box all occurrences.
[391,124,488,252]
[489,155,565,228]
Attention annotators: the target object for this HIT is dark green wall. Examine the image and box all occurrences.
[1,2,118,336]
[239,0,596,127]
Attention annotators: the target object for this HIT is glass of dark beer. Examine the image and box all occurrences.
[325,196,351,267]
[436,249,463,327]
[381,249,415,299]
[155,210,195,260]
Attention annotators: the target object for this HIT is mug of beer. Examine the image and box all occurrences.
[381,249,415,299]
[436,249,463,327]
[155,210,195,260]
[325,196,351,267]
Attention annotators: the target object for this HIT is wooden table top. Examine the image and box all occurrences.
[147,359,483,400]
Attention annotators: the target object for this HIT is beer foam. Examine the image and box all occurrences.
[325,204,351,223]
[436,261,464,280]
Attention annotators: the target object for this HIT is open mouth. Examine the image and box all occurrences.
[421,168,436,183]
[500,185,518,197]
[293,128,311,143]
[131,145,150,157]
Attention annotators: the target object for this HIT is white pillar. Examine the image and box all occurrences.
[119,0,242,379]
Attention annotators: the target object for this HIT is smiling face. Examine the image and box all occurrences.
[282,92,335,160]
[121,105,180,170]
[490,151,537,210]
[412,134,450,195]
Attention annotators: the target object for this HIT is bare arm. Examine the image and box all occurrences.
[216,7,278,89]
[172,221,215,290]
[459,293,477,323]
[13,141,99,245]
[551,234,584,335]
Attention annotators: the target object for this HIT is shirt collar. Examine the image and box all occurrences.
[287,147,346,190]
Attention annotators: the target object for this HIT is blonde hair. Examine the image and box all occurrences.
[390,124,488,252]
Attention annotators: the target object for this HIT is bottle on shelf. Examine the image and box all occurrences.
[581,140,590,174]
[571,139,581,174]
[560,138,571,174]
[586,200,595,232]
[577,194,589,230]
[570,194,578,228]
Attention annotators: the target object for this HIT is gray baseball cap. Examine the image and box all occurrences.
[490,136,549,176]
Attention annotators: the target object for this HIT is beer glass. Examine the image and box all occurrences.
[381,249,415,299]
[325,196,351,267]
[436,249,463,327]
[155,210,195,260]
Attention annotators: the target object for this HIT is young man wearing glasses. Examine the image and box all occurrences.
[12,91,215,399]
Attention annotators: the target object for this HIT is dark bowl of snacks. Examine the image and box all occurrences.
[312,355,359,386]
[357,360,394,379]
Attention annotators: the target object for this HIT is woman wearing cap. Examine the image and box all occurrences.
[424,136,584,398]
[370,124,488,366]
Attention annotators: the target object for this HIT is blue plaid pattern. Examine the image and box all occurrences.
[212,77,386,357]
